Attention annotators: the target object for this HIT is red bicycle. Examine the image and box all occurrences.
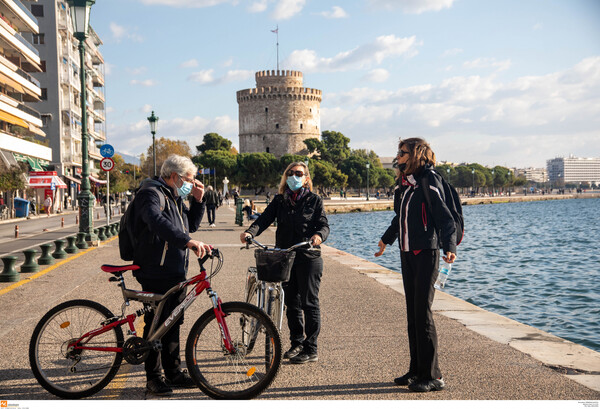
[28,248,282,400]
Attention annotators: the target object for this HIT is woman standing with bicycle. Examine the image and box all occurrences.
[240,162,329,364]
[375,138,457,393]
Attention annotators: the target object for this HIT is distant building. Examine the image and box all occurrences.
[25,0,107,202]
[380,156,395,169]
[0,0,48,174]
[516,167,547,183]
[547,156,600,185]
[237,70,321,158]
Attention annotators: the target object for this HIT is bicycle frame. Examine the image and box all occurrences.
[69,253,236,356]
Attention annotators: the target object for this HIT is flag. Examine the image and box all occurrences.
[271,28,278,34]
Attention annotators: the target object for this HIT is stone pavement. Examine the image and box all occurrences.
[0,204,598,401]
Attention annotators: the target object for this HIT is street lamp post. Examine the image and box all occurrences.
[366,162,370,201]
[491,169,495,197]
[147,111,159,177]
[471,168,475,196]
[68,0,97,245]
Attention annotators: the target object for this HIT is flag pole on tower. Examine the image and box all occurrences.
[271,25,279,71]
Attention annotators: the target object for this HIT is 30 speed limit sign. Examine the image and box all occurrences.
[100,157,115,172]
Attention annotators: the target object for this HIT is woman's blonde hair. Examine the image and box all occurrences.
[278,162,313,194]
[397,137,436,176]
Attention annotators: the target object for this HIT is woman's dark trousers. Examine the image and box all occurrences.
[136,276,185,381]
[283,256,323,354]
[400,249,442,381]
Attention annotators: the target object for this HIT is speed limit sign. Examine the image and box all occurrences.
[100,157,115,172]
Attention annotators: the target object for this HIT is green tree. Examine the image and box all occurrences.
[234,152,280,190]
[305,130,351,164]
[143,137,192,176]
[193,149,238,190]
[310,160,348,193]
[196,133,233,154]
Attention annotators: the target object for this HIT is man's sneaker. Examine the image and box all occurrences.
[283,345,303,359]
[165,370,196,388]
[210,224,216,227]
[408,377,445,392]
[394,372,417,386]
[146,377,174,396]
[290,351,318,364]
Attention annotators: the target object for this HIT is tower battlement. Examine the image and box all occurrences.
[255,70,304,88]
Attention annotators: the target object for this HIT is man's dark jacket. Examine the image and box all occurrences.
[132,177,203,280]
[381,165,457,255]
[245,191,329,259]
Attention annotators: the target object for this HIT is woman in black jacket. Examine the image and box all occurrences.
[375,138,457,393]
[240,161,329,364]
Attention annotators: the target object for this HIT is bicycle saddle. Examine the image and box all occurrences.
[101,264,140,275]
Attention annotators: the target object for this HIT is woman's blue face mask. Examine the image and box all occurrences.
[286,175,304,191]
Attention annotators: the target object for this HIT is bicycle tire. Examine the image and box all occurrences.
[185,301,282,400]
[29,299,124,399]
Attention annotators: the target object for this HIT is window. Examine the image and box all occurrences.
[275,123,279,129]
[41,88,47,100]
[266,147,270,153]
[265,107,268,113]
[33,34,45,45]
[31,4,44,17]
[300,123,303,129]
[40,61,46,72]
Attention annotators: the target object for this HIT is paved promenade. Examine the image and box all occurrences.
[0,205,599,401]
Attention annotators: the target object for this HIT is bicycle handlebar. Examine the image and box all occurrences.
[243,236,314,253]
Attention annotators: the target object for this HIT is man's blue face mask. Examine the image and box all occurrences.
[177,175,193,198]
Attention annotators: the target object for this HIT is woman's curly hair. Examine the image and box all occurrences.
[397,137,436,176]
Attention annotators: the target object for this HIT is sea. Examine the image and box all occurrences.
[326,198,600,352]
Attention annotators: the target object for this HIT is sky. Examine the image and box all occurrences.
[88,0,600,168]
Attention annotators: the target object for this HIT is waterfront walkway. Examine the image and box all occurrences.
[0,205,598,400]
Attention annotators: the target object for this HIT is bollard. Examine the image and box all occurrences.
[75,232,88,249]
[235,198,243,226]
[75,215,79,224]
[61,217,64,228]
[65,236,79,254]
[52,240,68,259]
[111,223,118,236]
[21,249,39,273]
[98,226,106,241]
[96,212,99,220]
[103,225,112,239]
[14,225,18,238]
[38,244,55,265]
[0,256,19,282]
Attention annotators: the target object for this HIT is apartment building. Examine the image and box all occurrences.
[547,156,600,185]
[25,0,106,203]
[0,0,48,180]
[516,167,548,183]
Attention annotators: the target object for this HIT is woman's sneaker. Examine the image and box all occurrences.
[146,377,173,396]
[290,351,318,364]
[393,373,417,386]
[408,377,445,392]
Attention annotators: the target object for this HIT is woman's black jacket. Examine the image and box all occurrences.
[381,165,457,255]
[245,191,329,260]
[132,177,204,280]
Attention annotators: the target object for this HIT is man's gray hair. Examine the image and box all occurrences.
[206,185,213,191]
[160,154,197,178]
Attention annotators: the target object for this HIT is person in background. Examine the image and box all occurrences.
[240,162,329,364]
[204,185,219,227]
[44,196,52,217]
[375,138,457,393]
[131,154,211,396]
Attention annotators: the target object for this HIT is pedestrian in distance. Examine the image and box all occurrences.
[204,185,219,227]
[44,196,52,217]
[375,137,457,393]
[130,154,212,396]
[240,162,329,364]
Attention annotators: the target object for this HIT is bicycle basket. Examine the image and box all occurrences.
[254,249,296,282]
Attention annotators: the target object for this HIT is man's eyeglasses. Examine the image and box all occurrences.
[287,170,305,177]
[397,149,410,158]
[178,174,195,183]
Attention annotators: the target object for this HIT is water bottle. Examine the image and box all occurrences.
[434,260,452,290]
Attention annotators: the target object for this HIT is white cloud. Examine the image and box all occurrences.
[533,23,543,30]
[188,69,254,85]
[322,57,600,167]
[126,67,147,75]
[442,48,463,58]
[319,6,348,19]
[271,0,306,20]
[109,22,143,43]
[284,35,421,73]
[248,0,268,13]
[368,0,455,14]
[180,59,199,68]
[463,57,512,72]
[109,115,238,157]
[363,68,390,83]
[130,79,157,87]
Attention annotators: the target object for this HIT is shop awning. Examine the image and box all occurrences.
[0,149,19,167]
[0,72,25,94]
[13,153,48,171]
[0,110,28,128]
[89,175,107,185]
[27,175,68,189]
[28,123,46,137]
